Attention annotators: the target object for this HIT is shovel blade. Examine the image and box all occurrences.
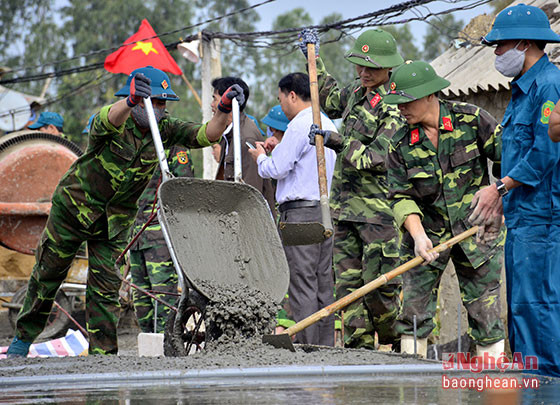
[279,222,326,246]
[262,333,296,352]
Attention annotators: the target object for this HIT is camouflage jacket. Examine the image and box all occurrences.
[132,145,195,250]
[51,103,213,239]
[316,57,405,234]
[386,100,505,269]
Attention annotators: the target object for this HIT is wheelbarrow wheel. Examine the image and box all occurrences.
[8,285,72,341]
[164,289,207,357]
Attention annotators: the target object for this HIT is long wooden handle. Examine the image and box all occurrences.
[307,43,333,238]
[284,226,478,337]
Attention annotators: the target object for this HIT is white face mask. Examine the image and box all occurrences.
[495,41,527,78]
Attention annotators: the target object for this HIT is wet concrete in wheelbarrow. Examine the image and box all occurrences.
[197,280,279,347]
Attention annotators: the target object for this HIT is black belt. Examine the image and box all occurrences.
[278,199,320,213]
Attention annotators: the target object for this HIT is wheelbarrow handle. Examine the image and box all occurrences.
[145,97,171,182]
[307,43,333,238]
[232,98,243,183]
[283,226,479,338]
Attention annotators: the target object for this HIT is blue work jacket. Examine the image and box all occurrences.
[501,54,560,227]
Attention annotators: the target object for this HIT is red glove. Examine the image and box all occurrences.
[126,73,152,108]
[217,84,245,113]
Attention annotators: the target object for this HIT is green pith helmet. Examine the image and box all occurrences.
[383,60,450,104]
[345,29,404,69]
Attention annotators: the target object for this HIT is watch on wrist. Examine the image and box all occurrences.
[495,180,508,197]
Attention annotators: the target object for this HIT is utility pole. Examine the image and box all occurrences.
[201,37,221,179]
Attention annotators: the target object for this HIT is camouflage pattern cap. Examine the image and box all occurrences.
[383,60,450,104]
[345,29,404,69]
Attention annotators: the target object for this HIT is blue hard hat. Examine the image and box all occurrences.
[483,4,560,44]
[114,66,179,101]
[82,113,96,134]
[261,105,289,132]
[28,111,64,130]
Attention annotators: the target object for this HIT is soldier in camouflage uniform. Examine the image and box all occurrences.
[7,66,243,357]
[129,145,194,333]
[299,29,405,349]
[383,61,506,357]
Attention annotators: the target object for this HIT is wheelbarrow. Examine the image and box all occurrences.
[142,98,290,355]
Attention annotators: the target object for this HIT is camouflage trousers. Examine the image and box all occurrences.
[333,220,402,348]
[15,200,127,354]
[129,245,178,333]
[396,243,505,345]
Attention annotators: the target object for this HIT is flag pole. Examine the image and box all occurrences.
[181,73,202,107]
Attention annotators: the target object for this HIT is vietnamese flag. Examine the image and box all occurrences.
[104,19,182,75]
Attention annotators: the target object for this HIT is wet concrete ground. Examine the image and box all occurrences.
[2,308,559,404]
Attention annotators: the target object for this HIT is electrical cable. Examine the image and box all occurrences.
[0,0,492,86]
[3,0,277,76]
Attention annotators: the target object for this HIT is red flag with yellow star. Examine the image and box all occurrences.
[104,19,182,75]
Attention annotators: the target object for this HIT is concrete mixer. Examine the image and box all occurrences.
[0,130,86,339]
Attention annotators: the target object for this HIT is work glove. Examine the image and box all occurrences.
[126,73,152,108]
[308,123,331,145]
[217,84,245,114]
[412,232,439,265]
[298,28,320,58]
[308,124,344,152]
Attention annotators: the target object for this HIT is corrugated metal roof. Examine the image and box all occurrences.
[431,0,560,97]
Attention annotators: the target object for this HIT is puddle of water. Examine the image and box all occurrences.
[2,373,558,404]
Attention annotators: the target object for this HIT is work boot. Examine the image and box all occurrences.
[400,335,427,358]
[6,336,31,358]
[476,339,505,357]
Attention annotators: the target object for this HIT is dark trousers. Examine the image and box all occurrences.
[280,204,334,346]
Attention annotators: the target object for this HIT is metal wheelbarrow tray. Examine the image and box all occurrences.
[158,176,289,305]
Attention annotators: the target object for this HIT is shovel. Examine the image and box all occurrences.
[279,42,334,246]
[263,226,479,351]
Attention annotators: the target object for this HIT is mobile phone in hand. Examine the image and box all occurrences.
[246,141,256,149]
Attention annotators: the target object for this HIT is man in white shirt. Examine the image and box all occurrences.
[249,72,337,346]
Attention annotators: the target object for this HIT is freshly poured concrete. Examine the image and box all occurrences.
[158,177,289,303]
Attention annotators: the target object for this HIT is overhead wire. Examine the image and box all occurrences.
[2,0,277,77]
[0,0,492,87]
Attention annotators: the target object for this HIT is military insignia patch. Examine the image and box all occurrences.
[370,93,382,109]
[541,100,555,124]
[177,151,188,164]
[442,116,453,131]
[390,82,396,91]
[161,79,169,90]
[410,128,420,145]
[361,44,369,53]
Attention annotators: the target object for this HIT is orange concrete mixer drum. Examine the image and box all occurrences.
[0,131,82,254]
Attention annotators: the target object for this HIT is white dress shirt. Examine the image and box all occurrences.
[257,106,337,204]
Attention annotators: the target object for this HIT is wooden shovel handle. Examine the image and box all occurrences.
[284,226,479,337]
[307,43,333,238]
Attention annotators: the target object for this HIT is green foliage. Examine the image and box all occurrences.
[2,1,475,149]
[490,0,514,15]
[318,14,355,86]
[382,24,421,61]
[423,14,465,62]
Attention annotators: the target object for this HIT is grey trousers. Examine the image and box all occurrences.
[280,204,334,346]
